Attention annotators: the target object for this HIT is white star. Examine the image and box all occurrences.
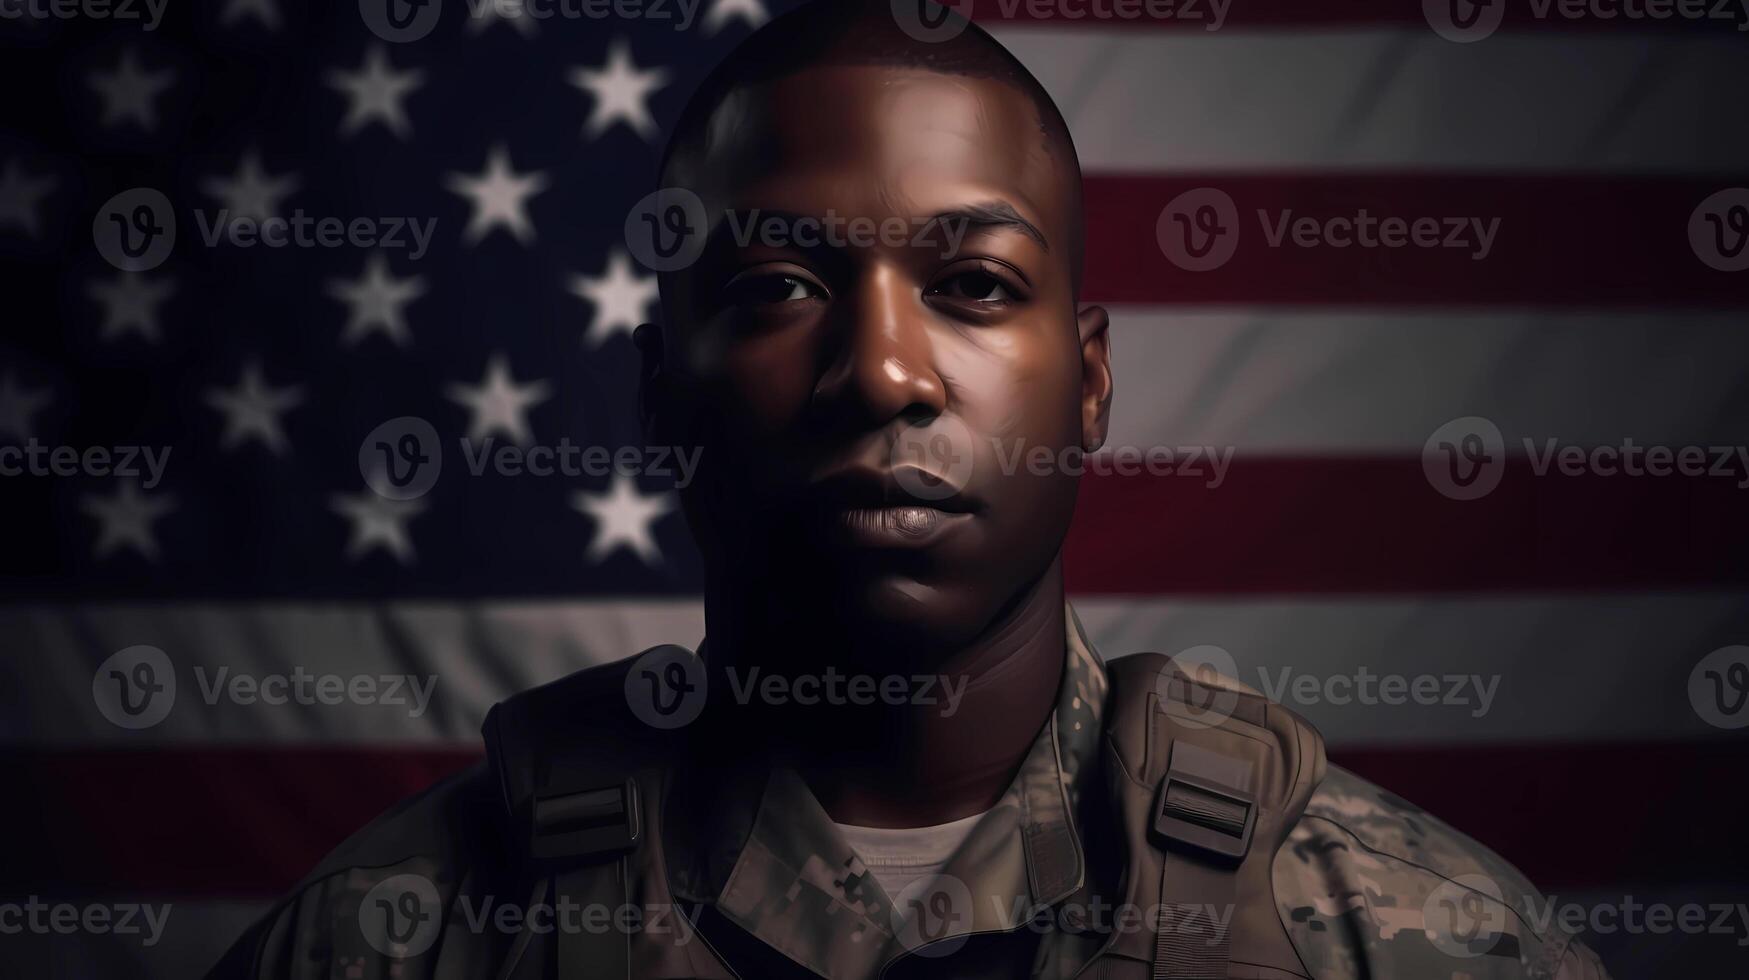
[467,1,537,36]
[327,253,426,347]
[87,48,176,132]
[572,475,672,566]
[705,0,769,33]
[204,362,304,454]
[444,145,548,245]
[568,40,668,141]
[568,250,657,347]
[200,149,300,223]
[87,271,175,343]
[325,45,424,139]
[81,482,176,562]
[331,490,425,564]
[221,0,282,29]
[0,372,51,443]
[0,159,58,239]
[445,353,551,445]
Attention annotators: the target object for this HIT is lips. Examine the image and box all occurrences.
[807,467,979,549]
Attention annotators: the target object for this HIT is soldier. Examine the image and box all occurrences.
[208,2,1611,977]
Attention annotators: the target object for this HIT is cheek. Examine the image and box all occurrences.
[944,322,1083,448]
[714,327,820,432]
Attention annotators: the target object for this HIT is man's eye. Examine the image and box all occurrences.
[724,274,820,308]
[930,270,1012,304]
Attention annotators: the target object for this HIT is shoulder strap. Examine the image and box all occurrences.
[1102,654,1327,979]
[482,646,698,980]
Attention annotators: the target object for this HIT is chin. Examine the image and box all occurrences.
[828,572,1000,663]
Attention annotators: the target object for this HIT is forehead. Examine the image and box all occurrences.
[684,64,1071,234]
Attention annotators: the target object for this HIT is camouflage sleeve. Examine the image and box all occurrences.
[205,858,471,980]
[204,767,496,980]
[1273,766,1615,980]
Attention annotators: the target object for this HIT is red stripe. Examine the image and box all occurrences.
[1064,457,1749,593]
[3,740,1743,897]
[974,0,1749,31]
[1080,174,1749,307]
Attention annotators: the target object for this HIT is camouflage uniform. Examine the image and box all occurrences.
[207,607,1611,979]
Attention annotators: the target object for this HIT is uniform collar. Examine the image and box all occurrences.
[667,604,1109,980]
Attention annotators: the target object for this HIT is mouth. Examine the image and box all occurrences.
[806,467,979,549]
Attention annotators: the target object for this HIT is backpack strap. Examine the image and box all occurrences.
[482,647,696,980]
[1103,654,1327,979]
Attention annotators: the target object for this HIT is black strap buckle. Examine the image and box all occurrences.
[1153,767,1255,863]
[530,779,641,864]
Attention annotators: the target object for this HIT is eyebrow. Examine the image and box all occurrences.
[932,201,1050,252]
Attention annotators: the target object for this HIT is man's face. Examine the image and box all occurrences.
[654,63,1110,657]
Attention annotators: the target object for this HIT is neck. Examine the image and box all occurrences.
[701,560,1068,828]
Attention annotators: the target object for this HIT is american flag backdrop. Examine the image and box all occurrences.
[2,0,1748,976]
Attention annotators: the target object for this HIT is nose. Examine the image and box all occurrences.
[811,262,947,430]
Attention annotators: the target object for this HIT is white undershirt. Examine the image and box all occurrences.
[833,811,987,900]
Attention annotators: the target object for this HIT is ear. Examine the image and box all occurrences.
[1076,304,1113,452]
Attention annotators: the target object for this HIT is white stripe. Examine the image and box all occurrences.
[1073,594,1747,745]
[6,595,1740,747]
[991,29,1749,173]
[1102,309,1749,452]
